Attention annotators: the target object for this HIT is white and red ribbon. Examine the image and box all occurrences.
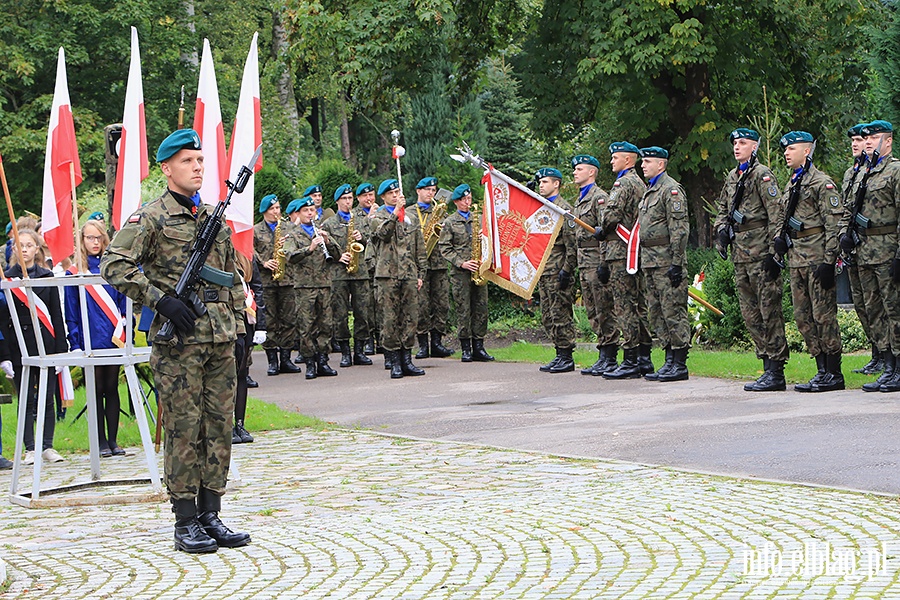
[616,221,641,275]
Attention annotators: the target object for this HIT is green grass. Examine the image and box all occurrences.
[489,340,877,388]
[0,383,325,456]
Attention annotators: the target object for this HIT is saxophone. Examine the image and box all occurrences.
[272,218,286,281]
[470,204,487,286]
[423,201,448,258]
[346,212,365,274]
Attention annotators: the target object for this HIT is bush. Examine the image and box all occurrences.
[298,160,363,213]
[255,165,295,212]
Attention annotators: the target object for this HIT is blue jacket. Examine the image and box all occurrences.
[64,255,128,351]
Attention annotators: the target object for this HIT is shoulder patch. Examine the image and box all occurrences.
[128,213,141,224]
[613,181,621,187]
[763,175,771,182]
[597,197,605,205]
[671,189,678,195]
[768,185,778,197]
[825,183,835,190]
[673,199,683,212]
[829,196,840,207]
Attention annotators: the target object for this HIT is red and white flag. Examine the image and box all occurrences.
[194,38,228,207]
[112,27,149,231]
[479,168,566,299]
[224,32,262,260]
[41,47,82,265]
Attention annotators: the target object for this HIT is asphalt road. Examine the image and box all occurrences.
[250,353,900,494]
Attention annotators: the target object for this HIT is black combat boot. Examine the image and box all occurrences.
[389,351,404,379]
[638,344,655,375]
[197,489,251,548]
[294,352,306,364]
[795,354,826,392]
[854,346,881,374]
[317,353,338,377]
[645,346,672,381]
[588,345,619,376]
[339,341,352,368]
[744,357,769,391]
[265,349,279,377]
[364,337,376,356]
[581,349,603,375]
[472,339,494,362]
[880,354,900,392]
[460,339,473,363]
[864,351,895,392]
[279,349,301,374]
[384,350,393,370]
[245,375,258,389]
[415,333,430,359]
[540,348,562,372]
[234,419,253,443]
[745,358,785,391]
[430,331,454,358]
[603,347,642,379]
[331,336,341,354]
[353,340,373,365]
[173,498,218,554]
[305,357,317,379]
[549,346,575,373]
[401,349,425,376]
[658,347,689,382]
[811,353,845,392]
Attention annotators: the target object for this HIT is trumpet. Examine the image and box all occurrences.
[312,222,333,263]
[346,212,365,274]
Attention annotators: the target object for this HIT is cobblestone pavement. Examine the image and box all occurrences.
[1,429,900,599]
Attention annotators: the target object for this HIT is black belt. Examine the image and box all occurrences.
[733,219,767,233]
[578,239,600,248]
[789,226,825,239]
[642,236,669,247]
[862,224,898,236]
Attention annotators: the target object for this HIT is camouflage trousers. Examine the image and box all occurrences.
[417,268,450,335]
[608,259,652,350]
[450,269,488,339]
[538,272,575,349]
[261,284,297,350]
[856,261,900,354]
[846,262,873,343]
[368,274,380,342]
[643,266,691,350]
[375,278,419,351]
[296,286,333,357]
[789,265,842,357]
[151,341,234,501]
[331,278,373,342]
[580,266,618,348]
[734,261,789,361]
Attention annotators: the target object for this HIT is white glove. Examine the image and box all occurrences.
[0,360,14,380]
[252,330,267,345]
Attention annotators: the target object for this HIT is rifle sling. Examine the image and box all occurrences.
[788,226,825,239]
[733,219,767,233]
[860,224,898,236]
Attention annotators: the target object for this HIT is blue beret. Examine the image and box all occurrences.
[640,146,669,159]
[729,128,760,143]
[848,123,866,138]
[156,129,202,162]
[535,168,562,180]
[779,131,814,149]
[297,196,315,209]
[88,211,105,221]
[608,142,640,155]
[450,184,472,201]
[303,184,323,196]
[333,184,353,201]
[416,177,437,189]
[356,183,375,195]
[571,154,601,169]
[861,120,893,135]
[284,199,300,215]
[259,194,278,214]
[378,179,400,196]
[5,222,11,236]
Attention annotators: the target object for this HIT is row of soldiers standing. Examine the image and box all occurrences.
[252,178,494,380]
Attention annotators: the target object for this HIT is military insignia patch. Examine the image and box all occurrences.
[613,181,621,187]
[128,214,140,223]
[830,196,840,207]
[568,219,576,228]
[768,185,778,197]
[826,183,835,190]
[673,200,683,212]
[763,175,771,182]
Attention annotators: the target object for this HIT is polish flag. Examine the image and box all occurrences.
[224,32,262,260]
[41,47,82,266]
[112,27,148,230]
[194,38,228,206]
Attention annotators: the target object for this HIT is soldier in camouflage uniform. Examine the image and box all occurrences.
[839,120,900,392]
[714,128,788,391]
[304,184,335,223]
[101,129,249,553]
[637,146,690,381]
[598,142,655,379]
[321,184,373,368]
[354,183,379,355]
[290,196,343,379]
[532,168,578,373]
[773,131,844,392]
[253,194,302,376]
[370,179,428,378]
[438,184,494,362]
[842,124,883,375]
[409,177,453,359]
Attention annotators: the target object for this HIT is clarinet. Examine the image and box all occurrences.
[312,222,333,263]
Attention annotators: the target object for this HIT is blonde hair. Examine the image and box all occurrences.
[77,220,110,272]
[8,229,46,269]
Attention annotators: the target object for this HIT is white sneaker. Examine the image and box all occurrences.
[23,451,34,465]
[42,448,64,463]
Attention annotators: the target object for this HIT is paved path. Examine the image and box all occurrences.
[1,429,900,598]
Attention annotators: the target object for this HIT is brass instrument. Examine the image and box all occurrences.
[346,212,365,274]
[423,188,452,258]
[470,204,487,286]
[272,218,286,281]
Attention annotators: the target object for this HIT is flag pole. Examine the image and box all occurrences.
[0,151,27,278]
[70,162,81,270]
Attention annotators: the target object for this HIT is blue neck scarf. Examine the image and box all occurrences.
[616,169,632,179]
[267,221,277,232]
[791,166,805,182]
[458,211,470,220]
[337,210,351,222]
[579,183,594,200]
[301,223,316,237]
[547,195,558,204]
[738,161,750,173]
[316,207,323,219]
[417,202,431,210]
[648,173,664,188]
[362,206,371,215]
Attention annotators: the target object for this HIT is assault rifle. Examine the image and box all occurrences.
[719,151,758,260]
[842,138,884,267]
[155,144,262,348]
[773,141,816,269]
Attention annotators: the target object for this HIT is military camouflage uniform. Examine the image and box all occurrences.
[253,219,300,350]
[639,173,690,349]
[370,206,427,351]
[714,162,788,362]
[439,210,488,339]
[409,204,450,337]
[841,162,873,344]
[356,205,380,344]
[537,196,577,349]
[101,190,245,501]
[292,224,343,358]
[321,212,372,343]
[574,184,617,347]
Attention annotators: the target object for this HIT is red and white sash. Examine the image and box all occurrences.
[240,275,257,325]
[68,267,126,348]
[6,278,55,336]
[616,221,641,275]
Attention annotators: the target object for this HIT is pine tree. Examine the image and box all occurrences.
[479,59,537,181]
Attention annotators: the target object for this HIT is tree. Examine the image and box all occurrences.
[479,57,537,181]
